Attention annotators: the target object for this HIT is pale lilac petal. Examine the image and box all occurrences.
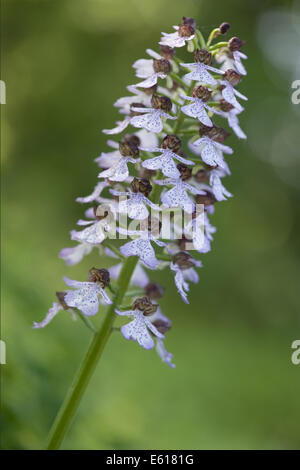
[156,338,176,368]
[71,221,106,245]
[121,318,154,349]
[120,238,159,270]
[59,243,93,266]
[210,172,232,201]
[233,51,247,76]
[135,74,163,89]
[131,110,163,133]
[32,302,63,329]
[76,181,108,204]
[182,63,217,85]
[102,118,130,135]
[181,99,213,126]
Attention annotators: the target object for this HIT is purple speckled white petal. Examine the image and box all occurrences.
[32,302,63,329]
[120,238,159,270]
[233,51,247,75]
[182,62,217,85]
[170,263,189,304]
[71,221,106,245]
[102,118,130,135]
[98,157,137,182]
[156,338,176,368]
[209,171,233,201]
[76,181,108,204]
[181,99,213,126]
[131,110,163,133]
[59,243,93,266]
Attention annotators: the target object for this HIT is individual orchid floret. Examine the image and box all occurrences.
[216,37,247,76]
[59,243,94,266]
[115,296,164,349]
[209,169,232,201]
[114,85,152,114]
[64,268,112,316]
[220,99,246,139]
[98,138,140,182]
[159,17,195,49]
[134,49,171,89]
[180,86,223,127]
[76,180,109,204]
[170,252,202,304]
[191,125,233,168]
[33,291,70,329]
[219,69,247,112]
[140,134,194,179]
[110,177,159,220]
[155,175,204,214]
[131,94,176,134]
[181,49,224,86]
[71,205,114,245]
[118,224,166,270]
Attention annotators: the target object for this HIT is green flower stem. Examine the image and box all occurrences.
[46,255,139,450]
[196,29,206,49]
[206,28,220,47]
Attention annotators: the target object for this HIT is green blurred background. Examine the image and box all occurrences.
[1,0,300,450]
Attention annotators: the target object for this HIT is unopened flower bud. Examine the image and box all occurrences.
[177,236,192,251]
[94,204,109,221]
[142,84,157,96]
[139,167,157,179]
[130,177,152,196]
[223,69,241,86]
[132,296,158,316]
[151,318,170,334]
[177,163,192,181]
[192,85,212,102]
[160,45,175,60]
[88,268,110,287]
[151,94,172,112]
[219,22,230,34]
[124,133,141,147]
[173,251,195,270]
[220,99,234,112]
[194,168,210,183]
[178,18,195,38]
[153,58,171,75]
[56,291,69,310]
[161,134,181,153]
[119,140,139,157]
[196,191,216,207]
[182,16,196,29]
[130,102,146,116]
[145,282,164,300]
[228,36,245,51]
[199,124,229,143]
[194,49,212,65]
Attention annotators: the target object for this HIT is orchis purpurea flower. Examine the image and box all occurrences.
[155,176,205,214]
[180,86,223,126]
[133,49,171,89]
[63,269,112,316]
[140,134,194,179]
[130,95,177,134]
[216,37,247,76]
[219,69,247,112]
[110,178,160,220]
[181,49,224,86]
[170,252,203,304]
[38,17,248,375]
[159,18,195,49]
[116,297,164,350]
